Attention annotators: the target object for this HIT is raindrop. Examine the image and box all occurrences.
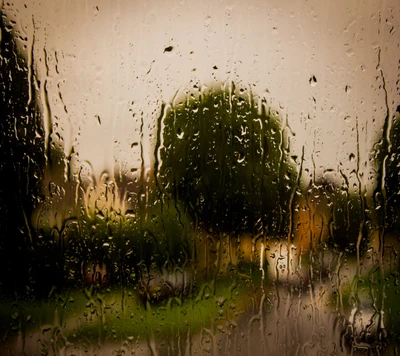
[309,75,317,87]
[176,127,184,139]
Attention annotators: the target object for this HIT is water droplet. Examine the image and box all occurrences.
[177,128,184,139]
[309,75,317,87]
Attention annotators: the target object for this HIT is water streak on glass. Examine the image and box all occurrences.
[0,0,399,355]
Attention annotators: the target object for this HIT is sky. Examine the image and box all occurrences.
[2,0,400,195]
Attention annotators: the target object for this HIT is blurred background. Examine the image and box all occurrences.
[0,0,399,355]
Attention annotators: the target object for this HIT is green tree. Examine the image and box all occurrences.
[156,84,297,236]
[385,106,400,232]
[0,15,45,293]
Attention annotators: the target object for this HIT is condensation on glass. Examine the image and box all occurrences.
[0,1,399,355]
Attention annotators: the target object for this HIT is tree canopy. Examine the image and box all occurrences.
[156,84,297,236]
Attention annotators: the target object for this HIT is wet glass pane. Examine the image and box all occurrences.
[1,1,400,355]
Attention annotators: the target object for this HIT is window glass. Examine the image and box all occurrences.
[1,1,399,354]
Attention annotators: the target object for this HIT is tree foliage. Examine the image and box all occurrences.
[156,84,297,235]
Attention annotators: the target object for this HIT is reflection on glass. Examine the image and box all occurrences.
[1,1,399,355]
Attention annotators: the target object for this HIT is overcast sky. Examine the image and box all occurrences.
[3,0,399,195]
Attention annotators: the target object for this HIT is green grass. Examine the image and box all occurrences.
[0,272,261,349]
